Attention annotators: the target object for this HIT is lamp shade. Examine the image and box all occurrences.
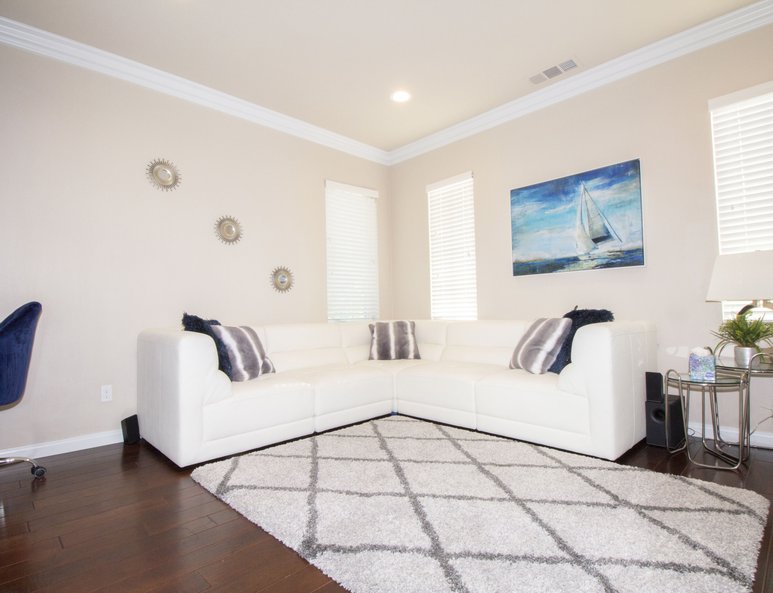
[706,250,773,301]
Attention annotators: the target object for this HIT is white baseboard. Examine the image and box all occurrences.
[2,422,771,462]
[0,430,124,460]
[687,421,773,449]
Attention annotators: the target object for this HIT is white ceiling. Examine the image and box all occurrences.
[0,0,766,154]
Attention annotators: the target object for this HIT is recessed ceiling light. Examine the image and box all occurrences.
[390,90,411,103]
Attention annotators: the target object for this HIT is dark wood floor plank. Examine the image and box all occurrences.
[196,535,310,592]
[145,571,212,593]
[0,522,188,589]
[2,518,262,593]
[0,523,29,545]
[0,537,61,574]
[81,523,268,593]
[251,563,333,593]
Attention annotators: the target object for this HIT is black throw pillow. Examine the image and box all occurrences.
[182,313,233,379]
[548,307,614,374]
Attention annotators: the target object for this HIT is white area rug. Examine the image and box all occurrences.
[191,416,769,593]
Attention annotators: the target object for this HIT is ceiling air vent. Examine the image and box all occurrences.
[559,59,577,72]
[530,58,579,85]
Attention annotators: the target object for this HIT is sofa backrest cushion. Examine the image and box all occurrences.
[441,320,530,366]
[243,319,541,372]
[342,320,448,363]
[262,323,348,371]
[413,320,448,361]
[340,322,372,363]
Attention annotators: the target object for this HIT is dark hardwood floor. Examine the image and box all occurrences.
[1,433,772,593]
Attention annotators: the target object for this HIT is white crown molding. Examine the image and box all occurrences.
[0,16,391,165]
[386,0,773,165]
[1,1,772,167]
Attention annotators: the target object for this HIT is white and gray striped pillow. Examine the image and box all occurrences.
[209,325,275,381]
[368,320,421,360]
[509,318,572,374]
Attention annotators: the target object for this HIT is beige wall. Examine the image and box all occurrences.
[3,24,773,454]
[0,46,391,451]
[390,25,773,434]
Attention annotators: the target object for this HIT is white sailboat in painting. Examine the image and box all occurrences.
[575,183,622,256]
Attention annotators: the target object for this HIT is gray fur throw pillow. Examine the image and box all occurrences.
[368,320,421,360]
[510,318,572,374]
[209,325,275,381]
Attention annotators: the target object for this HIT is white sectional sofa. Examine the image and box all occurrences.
[137,319,656,467]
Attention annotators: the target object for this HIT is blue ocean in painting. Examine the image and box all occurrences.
[513,247,645,276]
[510,159,644,277]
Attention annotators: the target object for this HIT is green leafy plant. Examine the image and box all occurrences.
[711,311,773,350]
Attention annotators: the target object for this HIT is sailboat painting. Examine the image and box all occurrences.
[510,159,644,276]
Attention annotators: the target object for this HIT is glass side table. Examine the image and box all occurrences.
[664,369,751,470]
[716,351,773,379]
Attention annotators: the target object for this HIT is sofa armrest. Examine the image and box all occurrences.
[137,328,231,467]
[566,321,657,459]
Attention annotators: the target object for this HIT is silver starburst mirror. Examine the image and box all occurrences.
[215,216,242,245]
[271,266,294,292]
[146,158,181,191]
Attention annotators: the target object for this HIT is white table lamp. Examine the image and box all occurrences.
[706,250,773,314]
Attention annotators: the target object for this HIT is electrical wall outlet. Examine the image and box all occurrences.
[100,384,112,402]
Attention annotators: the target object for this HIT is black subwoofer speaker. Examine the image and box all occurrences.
[645,371,663,402]
[121,414,140,444]
[645,397,685,448]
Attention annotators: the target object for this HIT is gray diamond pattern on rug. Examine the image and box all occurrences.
[191,416,769,593]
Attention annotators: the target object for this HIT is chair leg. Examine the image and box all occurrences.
[0,456,47,478]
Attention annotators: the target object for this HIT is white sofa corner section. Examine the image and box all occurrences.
[137,320,656,467]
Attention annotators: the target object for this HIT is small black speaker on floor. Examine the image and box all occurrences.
[121,414,140,445]
[645,397,685,448]
[645,371,663,402]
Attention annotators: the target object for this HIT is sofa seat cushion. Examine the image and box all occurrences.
[289,365,396,432]
[204,375,314,441]
[395,361,503,428]
[295,365,395,416]
[475,370,589,435]
[354,358,425,376]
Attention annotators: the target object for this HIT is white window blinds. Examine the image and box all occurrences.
[710,82,773,318]
[427,172,478,320]
[325,180,379,321]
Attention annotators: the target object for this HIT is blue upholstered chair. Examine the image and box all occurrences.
[0,301,46,478]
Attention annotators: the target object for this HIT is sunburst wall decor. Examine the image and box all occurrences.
[215,216,242,245]
[146,158,181,191]
[270,266,293,292]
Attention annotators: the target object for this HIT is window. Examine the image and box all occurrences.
[710,81,773,318]
[325,180,379,321]
[427,172,478,320]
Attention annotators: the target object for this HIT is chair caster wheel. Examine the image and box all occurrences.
[31,465,46,478]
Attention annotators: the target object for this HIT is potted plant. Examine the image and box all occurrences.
[712,311,773,367]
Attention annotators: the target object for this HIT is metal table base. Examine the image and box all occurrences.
[664,370,750,470]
